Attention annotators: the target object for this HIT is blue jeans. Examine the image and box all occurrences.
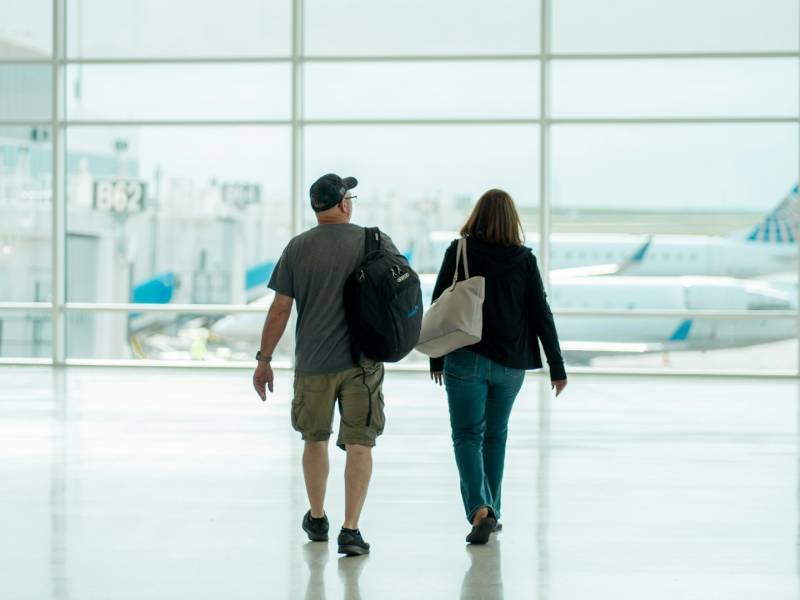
[444,348,525,523]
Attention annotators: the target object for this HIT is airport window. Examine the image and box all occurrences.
[0,65,52,121]
[552,59,798,119]
[65,126,292,305]
[66,0,292,58]
[0,127,52,303]
[304,125,540,273]
[552,0,798,53]
[305,0,540,56]
[0,1,52,58]
[305,61,540,120]
[66,64,292,121]
[0,0,797,374]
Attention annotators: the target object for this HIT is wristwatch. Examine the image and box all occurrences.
[255,351,272,363]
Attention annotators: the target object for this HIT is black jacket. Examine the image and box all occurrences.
[429,237,566,380]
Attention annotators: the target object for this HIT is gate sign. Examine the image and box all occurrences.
[93,180,147,213]
[221,182,261,209]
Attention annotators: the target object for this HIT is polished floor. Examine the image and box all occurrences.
[1,367,799,600]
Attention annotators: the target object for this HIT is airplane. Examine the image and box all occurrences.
[429,184,799,278]
[416,269,795,365]
[184,270,793,365]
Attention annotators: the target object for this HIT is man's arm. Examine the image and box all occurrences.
[252,293,293,400]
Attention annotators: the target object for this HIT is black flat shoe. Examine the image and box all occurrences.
[302,510,329,542]
[466,517,497,545]
[338,527,370,556]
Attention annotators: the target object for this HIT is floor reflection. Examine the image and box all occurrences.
[338,555,368,600]
[50,369,68,600]
[301,543,329,600]
[460,543,503,600]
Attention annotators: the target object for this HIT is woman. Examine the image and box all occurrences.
[430,188,567,545]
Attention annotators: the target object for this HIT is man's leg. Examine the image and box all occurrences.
[343,443,372,529]
[303,440,330,518]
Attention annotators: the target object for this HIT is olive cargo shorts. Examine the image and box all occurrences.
[291,360,385,449]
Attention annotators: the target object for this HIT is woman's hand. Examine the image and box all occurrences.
[431,371,444,386]
[551,379,567,397]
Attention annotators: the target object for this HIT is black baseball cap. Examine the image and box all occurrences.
[309,173,358,213]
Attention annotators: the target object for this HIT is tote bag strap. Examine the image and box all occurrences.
[451,237,470,290]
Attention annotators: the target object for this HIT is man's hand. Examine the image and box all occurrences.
[253,362,274,401]
[551,379,567,397]
[431,371,443,386]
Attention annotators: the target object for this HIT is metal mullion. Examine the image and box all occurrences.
[51,0,65,365]
[551,51,800,61]
[60,56,292,65]
[291,0,305,239]
[63,119,292,127]
[549,117,800,125]
[59,303,795,320]
[17,361,789,377]
[6,53,800,66]
[65,302,271,314]
[539,0,551,290]
[0,121,54,128]
[302,118,541,126]
[562,366,798,379]
[303,54,542,62]
[63,358,293,369]
[53,117,798,127]
[0,303,54,312]
[0,59,53,65]
[0,358,53,366]
[4,51,798,67]
[552,309,796,319]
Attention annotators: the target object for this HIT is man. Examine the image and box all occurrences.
[252,173,400,557]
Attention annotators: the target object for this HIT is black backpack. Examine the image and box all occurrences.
[344,227,423,363]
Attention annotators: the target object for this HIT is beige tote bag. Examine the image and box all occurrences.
[415,237,485,358]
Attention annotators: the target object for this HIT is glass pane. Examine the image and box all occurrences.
[0,65,52,121]
[66,64,291,121]
[0,126,52,302]
[557,316,797,373]
[551,124,797,216]
[548,124,798,373]
[304,125,540,274]
[65,309,294,363]
[306,61,539,119]
[65,126,291,304]
[306,0,540,56]
[552,0,799,53]
[0,310,51,358]
[552,59,798,118]
[0,1,52,58]
[67,0,291,58]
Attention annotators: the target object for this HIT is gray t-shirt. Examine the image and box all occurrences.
[268,223,400,374]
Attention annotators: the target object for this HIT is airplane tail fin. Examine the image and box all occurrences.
[744,184,799,244]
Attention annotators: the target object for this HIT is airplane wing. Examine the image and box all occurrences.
[559,319,693,363]
[551,235,653,279]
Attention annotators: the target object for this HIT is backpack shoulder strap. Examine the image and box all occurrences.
[364,227,382,255]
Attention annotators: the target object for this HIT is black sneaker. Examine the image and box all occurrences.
[302,510,329,542]
[466,516,497,545]
[337,527,370,556]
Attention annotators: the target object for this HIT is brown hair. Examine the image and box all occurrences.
[459,188,524,247]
